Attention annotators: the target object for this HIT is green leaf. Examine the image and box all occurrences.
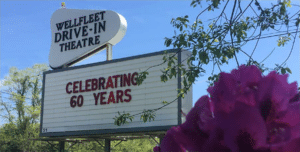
[165,38,172,47]
[199,51,209,64]
[171,68,176,77]
[161,75,168,82]
[162,101,168,104]
[286,67,292,74]
[286,0,292,7]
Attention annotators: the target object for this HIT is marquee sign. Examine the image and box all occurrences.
[49,9,127,69]
[40,50,192,137]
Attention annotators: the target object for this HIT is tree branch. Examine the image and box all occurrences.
[249,28,262,62]
[277,25,299,70]
[260,48,275,64]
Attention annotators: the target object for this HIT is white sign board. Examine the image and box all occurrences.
[40,50,192,137]
[49,9,127,69]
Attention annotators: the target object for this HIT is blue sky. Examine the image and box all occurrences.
[1,1,299,125]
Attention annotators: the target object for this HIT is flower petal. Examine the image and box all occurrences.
[257,72,298,112]
[160,125,208,152]
[153,145,161,152]
[160,126,186,152]
[273,101,300,141]
[230,65,262,88]
[183,95,215,133]
[208,72,238,113]
[219,102,268,151]
[270,138,300,152]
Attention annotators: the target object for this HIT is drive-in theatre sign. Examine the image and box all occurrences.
[41,8,192,137]
[49,9,127,69]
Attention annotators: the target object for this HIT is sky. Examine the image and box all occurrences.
[0,1,299,125]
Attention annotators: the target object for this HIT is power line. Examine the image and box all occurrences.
[243,31,299,42]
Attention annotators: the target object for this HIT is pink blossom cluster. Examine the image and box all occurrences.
[154,65,300,152]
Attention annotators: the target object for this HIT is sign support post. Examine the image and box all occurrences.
[59,141,65,152]
[104,44,112,151]
[105,139,111,152]
[106,44,113,61]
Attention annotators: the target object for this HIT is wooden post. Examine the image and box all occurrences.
[105,139,111,152]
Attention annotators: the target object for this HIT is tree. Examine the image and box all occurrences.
[65,138,158,152]
[0,64,49,151]
[114,0,300,125]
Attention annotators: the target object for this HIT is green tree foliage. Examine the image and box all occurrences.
[114,0,300,126]
[0,64,49,151]
[112,138,158,152]
[66,138,158,152]
[0,122,56,152]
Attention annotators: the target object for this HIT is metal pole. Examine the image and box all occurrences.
[59,141,65,152]
[105,139,111,152]
[106,44,113,61]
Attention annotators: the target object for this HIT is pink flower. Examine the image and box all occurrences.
[231,65,262,106]
[257,71,298,113]
[156,65,300,152]
[254,71,299,147]
[160,96,213,152]
[183,95,215,133]
[208,65,263,113]
[216,102,268,151]
[230,65,262,89]
[207,72,238,113]
[271,138,300,151]
[153,145,161,152]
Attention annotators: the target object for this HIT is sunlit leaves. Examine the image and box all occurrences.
[113,112,134,126]
[171,15,189,32]
[277,36,291,47]
[136,71,149,86]
[114,0,299,126]
[165,38,172,47]
[281,67,292,74]
[161,0,298,103]
[212,0,221,8]
[199,51,209,64]
[113,110,156,126]
[162,101,169,105]
[0,64,53,151]
[208,74,220,87]
[140,110,155,122]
